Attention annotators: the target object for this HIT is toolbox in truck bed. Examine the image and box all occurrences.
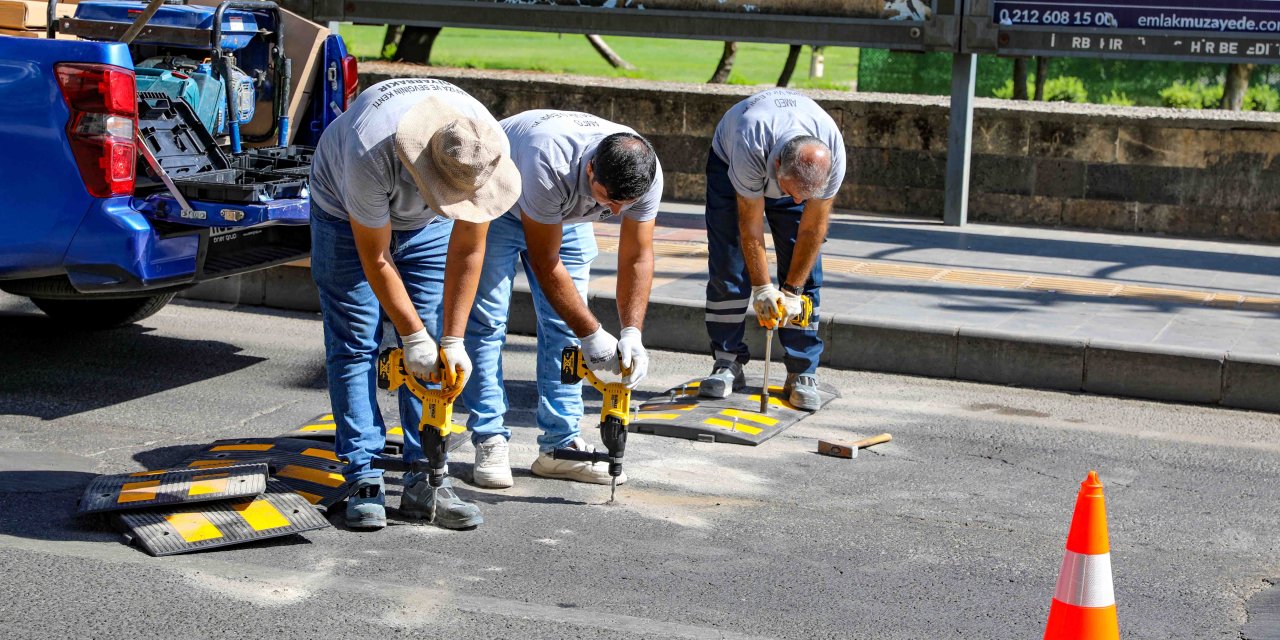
[136,92,312,204]
[172,168,307,203]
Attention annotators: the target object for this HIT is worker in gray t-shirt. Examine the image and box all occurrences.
[459,109,663,490]
[700,89,846,412]
[309,78,521,531]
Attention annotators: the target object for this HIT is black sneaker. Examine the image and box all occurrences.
[699,359,745,398]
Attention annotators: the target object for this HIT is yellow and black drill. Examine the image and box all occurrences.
[552,345,631,503]
[376,346,473,527]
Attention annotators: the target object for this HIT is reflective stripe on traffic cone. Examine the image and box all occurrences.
[1044,470,1120,640]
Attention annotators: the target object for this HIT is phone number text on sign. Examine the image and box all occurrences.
[993,1,1280,34]
[998,8,1118,27]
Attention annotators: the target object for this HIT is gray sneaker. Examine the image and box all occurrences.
[699,359,745,399]
[345,477,386,530]
[401,472,484,530]
[784,373,822,412]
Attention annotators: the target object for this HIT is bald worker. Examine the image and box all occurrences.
[699,89,845,411]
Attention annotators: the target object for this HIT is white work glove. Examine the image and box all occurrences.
[781,289,806,326]
[751,283,785,326]
[400,328,438,380]
[617,327,648,389]
[438,336,471,390]
[580,325,620,374]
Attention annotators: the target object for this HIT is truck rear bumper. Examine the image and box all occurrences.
[60,196,310,294]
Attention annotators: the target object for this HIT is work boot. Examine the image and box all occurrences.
[345,476,386,530]
[784,373,822,412]
[531,437,629,485]
[698,359,745,399]
[401,472,484,530]
[473,435,514,489]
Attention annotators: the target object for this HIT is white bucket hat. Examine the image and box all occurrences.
[394,97,520,223]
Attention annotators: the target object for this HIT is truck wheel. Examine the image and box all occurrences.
[29,293,176,329]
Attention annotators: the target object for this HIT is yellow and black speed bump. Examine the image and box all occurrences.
[78,463,268,514]
[178,438,349,512]
[114,480,331,557]
[629,379,840,446]
[279,413,470,458]
[280,413,410,456]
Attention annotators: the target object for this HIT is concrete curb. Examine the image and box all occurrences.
[181,266,1280,413]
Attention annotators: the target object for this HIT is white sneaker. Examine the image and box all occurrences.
[473,435,513,489]
[530,437,629,485]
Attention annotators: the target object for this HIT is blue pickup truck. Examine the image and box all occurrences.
[0,0,354,327]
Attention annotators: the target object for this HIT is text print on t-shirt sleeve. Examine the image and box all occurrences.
[369,79,468,110]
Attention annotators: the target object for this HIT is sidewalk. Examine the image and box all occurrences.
[579,203,1280,412]
[186,203,1280,412]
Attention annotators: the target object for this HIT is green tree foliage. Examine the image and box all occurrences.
[1158,82,1280,111]
[993,77,1088,103]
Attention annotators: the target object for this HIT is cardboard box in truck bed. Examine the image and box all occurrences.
[0,1,75,29]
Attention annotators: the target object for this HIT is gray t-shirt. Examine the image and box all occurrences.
[500,110,663,225]
[310,78,508,230]
[711,89,846,201]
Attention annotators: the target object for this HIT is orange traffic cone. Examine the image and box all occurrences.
[1044,470,1120,640]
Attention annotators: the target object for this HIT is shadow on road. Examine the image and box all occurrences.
[0,312,265,420]
[0,470,119,545]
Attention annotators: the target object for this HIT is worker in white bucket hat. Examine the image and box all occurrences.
[309,78,520,531]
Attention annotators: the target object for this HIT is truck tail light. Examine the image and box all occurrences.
[341,54,358,111]
[55,63,137,198]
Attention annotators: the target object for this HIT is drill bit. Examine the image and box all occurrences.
[608,476,618,504]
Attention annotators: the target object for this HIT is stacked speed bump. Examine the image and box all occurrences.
[179,437,350,511]
[115,480,330,557]
[1044,470,1120,640]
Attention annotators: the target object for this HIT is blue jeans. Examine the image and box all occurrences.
[704,152,824,374]
[461,212,597,452]
[310,205,454,481]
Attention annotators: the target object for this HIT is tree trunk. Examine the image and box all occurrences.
[1034,56,1048,100]
[809,46,825,79]
[777,44,802,87]
[381,24,404,59]
[1223,63,1254,110]
[1013,58,1028,100]
[394,26,442,64]
[585,34,636,70]
[709,41,738,84]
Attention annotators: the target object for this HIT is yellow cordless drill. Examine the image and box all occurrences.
[552,346,630,503]
[376,346,469,524]
[759,293,814,414]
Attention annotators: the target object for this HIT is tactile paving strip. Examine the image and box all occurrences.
[596,237,1280,312]
[179,438,349,512]
[629,379,839,446]
[115,480,330,557]
[78,463,268,514]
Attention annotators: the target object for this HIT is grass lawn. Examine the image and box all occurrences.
[339,24,858,89]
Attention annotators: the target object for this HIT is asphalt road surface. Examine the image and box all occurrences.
[0,294,1276,639]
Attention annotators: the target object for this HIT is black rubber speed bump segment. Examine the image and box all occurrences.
[629,379,840,446]
[178,438,349,512]
[114,480,330,556]
[78,463,268,514]
[279,413,469,456]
